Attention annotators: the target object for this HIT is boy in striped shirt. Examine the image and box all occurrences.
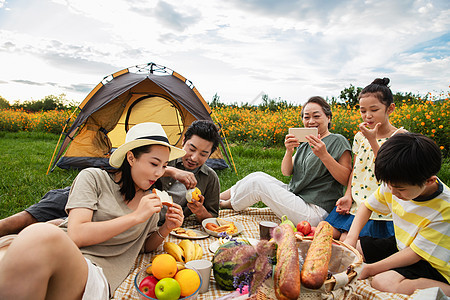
[345,132,450,296]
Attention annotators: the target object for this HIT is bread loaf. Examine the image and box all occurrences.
[153,188,174,207]
[274,223,300,300]
[300,221,333,289]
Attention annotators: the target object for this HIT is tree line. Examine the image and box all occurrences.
[209,84,427,111]
[0,94,77,112]
[0,84,432,112]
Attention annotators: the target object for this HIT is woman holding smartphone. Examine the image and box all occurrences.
[220,96,352,226]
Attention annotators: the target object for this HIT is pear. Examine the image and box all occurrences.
[280,215,297,232]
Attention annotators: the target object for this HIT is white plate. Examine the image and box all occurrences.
[209,237,259,253]
[201,218,244,238]
[169,228,209,240]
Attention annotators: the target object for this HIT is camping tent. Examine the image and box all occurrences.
[49,62,231,172]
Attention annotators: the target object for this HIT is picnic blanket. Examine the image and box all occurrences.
[112,207,281,300]
[112,207,448,300]
[353,279,449,300]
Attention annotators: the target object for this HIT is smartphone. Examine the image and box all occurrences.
[288,128,318,142]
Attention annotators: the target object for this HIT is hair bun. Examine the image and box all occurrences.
[372,77,390,86]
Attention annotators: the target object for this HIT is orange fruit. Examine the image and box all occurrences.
[174,268,201,297]
[192,187,201,201]
[186,187,202,203]
[152,254,178,279]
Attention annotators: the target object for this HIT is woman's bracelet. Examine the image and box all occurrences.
[156,229,166,239]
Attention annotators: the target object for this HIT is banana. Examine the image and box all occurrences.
[145,264,153,275]
[164,242,185,262]
[194,243,203,260]
[179,240,195,262]
[176,261,186,271]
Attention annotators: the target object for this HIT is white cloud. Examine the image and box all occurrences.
[0,0,449,104]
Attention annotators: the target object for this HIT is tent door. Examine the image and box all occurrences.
[108,95,184,148]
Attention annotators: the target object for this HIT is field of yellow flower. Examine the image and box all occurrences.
[1,98,449,156]
[0,108,73,134]
[212,98,449,156]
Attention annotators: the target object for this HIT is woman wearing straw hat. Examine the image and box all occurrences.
[0,122,186,300]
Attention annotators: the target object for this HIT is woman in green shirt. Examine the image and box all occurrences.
[220,97,352,226]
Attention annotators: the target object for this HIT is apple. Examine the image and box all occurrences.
[295,231,304,237]
[307,226,316,237]
[139,275,159,298]
[155,277,181,300]
[296,220,311,236]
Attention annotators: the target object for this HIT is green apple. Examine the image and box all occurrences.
[155,277,181,300]
[281,215,297,232]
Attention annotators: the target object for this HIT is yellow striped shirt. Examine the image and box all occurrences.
[365,180,450,283]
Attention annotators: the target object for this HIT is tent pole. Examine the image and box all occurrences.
[211,112,238,176]
[46,107,79,175]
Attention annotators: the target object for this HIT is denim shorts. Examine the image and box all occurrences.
[25,187,70,222]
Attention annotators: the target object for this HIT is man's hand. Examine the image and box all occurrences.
[187,195,211,221]
[171,168,197,190]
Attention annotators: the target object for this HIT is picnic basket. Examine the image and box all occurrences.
[256,235,363,300]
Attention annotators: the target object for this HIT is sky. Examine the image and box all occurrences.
[0,0,449,105]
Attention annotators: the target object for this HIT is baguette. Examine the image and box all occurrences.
[300,221,333,289]
[274,223,300,300]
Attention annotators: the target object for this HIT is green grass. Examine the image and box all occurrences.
[0,131,79,218]
[0,132,449,219]
[217,144,289,186]
[439,159,450,186]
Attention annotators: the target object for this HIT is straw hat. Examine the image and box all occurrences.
[109,122,186,168]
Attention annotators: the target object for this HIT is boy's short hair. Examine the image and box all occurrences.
[375,132,442,186]
[183,120,221,154]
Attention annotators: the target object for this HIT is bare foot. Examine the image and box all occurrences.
[220,190,231,201]
[219,200,232,209]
